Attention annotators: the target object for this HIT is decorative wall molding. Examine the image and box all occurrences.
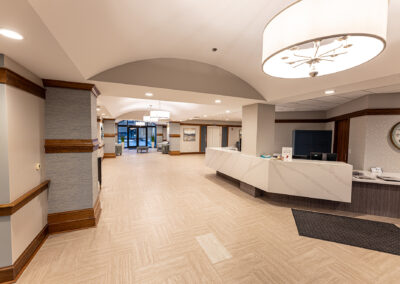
[169,134,180,138]
[0,180,50,216]
[48,196,102,234]
[42,79,101,97]
[104,133,116,137]
[0,67,46,99]
[45,139,99,153]
[156,133,163,136]
[102,118,115,121]
[275,108,400,123]
[0,225,48,283]
[103,153,116,158]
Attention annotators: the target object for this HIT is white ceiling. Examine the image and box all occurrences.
[276,84,400,112]
[1,0,399,118]
[98,96,242,122]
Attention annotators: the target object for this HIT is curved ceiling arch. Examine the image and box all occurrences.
[90,58,265,101]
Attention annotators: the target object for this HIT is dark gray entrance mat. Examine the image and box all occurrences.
[292,209,400,255]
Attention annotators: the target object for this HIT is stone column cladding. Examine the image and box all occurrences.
[168,122,181,154]
[103,119,116,157]
[242,103,275,156]
[44,86,99,214]
[156,125,163,144]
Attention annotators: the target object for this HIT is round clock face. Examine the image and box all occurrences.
[390,122,400,150]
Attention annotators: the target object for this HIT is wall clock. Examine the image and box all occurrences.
[390,122,400,150]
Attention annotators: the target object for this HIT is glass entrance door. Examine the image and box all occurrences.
[138,127,147,147]
[128,127,137,148]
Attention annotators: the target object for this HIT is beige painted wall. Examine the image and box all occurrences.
[0,55,48,265]
[6,86,46,201]
[180,125,200,153]
[274,123,330,154]
[242,104,275,156]
[207,126,222,148]
[228,127,241,147]
[364,115,400,172]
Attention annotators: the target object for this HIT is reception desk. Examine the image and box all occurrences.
[205,147,353,202]
[206,147,400,218]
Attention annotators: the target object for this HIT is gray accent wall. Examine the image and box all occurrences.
[45,88,94,139]
[45,87,99,214]
[103,120,116,154]
[46,153,95,213]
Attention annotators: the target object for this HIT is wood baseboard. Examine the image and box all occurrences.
[168,151,181,155]
[103,153,116,158]
[0,225,48,283]
[48,197,102,234]
[180,152,205,155]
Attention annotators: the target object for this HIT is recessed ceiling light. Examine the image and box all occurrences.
[145,92,153,97]
[225,110,231,113]
[215,99,221,104]
[0,29,23,40]
[325,89,335,95]
[203,115,207,117]
[96,107,101,111]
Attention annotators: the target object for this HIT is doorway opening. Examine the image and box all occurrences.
[117,120,157,149]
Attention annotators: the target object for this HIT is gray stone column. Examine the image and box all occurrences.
[242,103,275,156]
[43,81,101,232]
[168,122,181,155]
[103,119,116,158]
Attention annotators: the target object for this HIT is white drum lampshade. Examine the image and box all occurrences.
[262,0,388,78]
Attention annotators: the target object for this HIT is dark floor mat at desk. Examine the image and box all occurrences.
[292,209,400,255]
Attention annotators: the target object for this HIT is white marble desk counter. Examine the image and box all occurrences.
[206,147,353,202]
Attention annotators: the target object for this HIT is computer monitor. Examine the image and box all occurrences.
[310,152,322,160]
[326,153,337,161]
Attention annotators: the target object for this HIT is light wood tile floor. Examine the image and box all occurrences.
[17,150,400,283]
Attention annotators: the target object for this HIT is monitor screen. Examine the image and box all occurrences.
[292,130,332,156]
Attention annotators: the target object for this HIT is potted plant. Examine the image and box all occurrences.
[151,135,155,148]
[121,136,125,149]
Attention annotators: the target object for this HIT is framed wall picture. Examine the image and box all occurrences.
[390,122,400,150]
[183,128,196,142]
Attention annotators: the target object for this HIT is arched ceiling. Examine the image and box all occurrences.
[91,58,264,101]
[24,0,400,104]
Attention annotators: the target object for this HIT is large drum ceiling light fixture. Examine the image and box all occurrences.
[262,0,388,78]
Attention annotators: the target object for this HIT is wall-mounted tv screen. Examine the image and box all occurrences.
[292,130,332,156]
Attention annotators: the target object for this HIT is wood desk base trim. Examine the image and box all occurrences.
[0,225,48,283]
[168,151,181,155]
[48,197,102,234]
[180,152,205,155]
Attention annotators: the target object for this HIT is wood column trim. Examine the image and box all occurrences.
[103,153,116,158]
[104,133,116,137]
[45,139,99,153]
[169,134,180,138]
[275,108,400,123]
[48,196,102,234]
[42,79,100,97]
[0,68,46,99]
[0,225,48,283]
[0,180,50,216]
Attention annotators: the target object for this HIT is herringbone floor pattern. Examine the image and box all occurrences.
[17,150,400,283]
